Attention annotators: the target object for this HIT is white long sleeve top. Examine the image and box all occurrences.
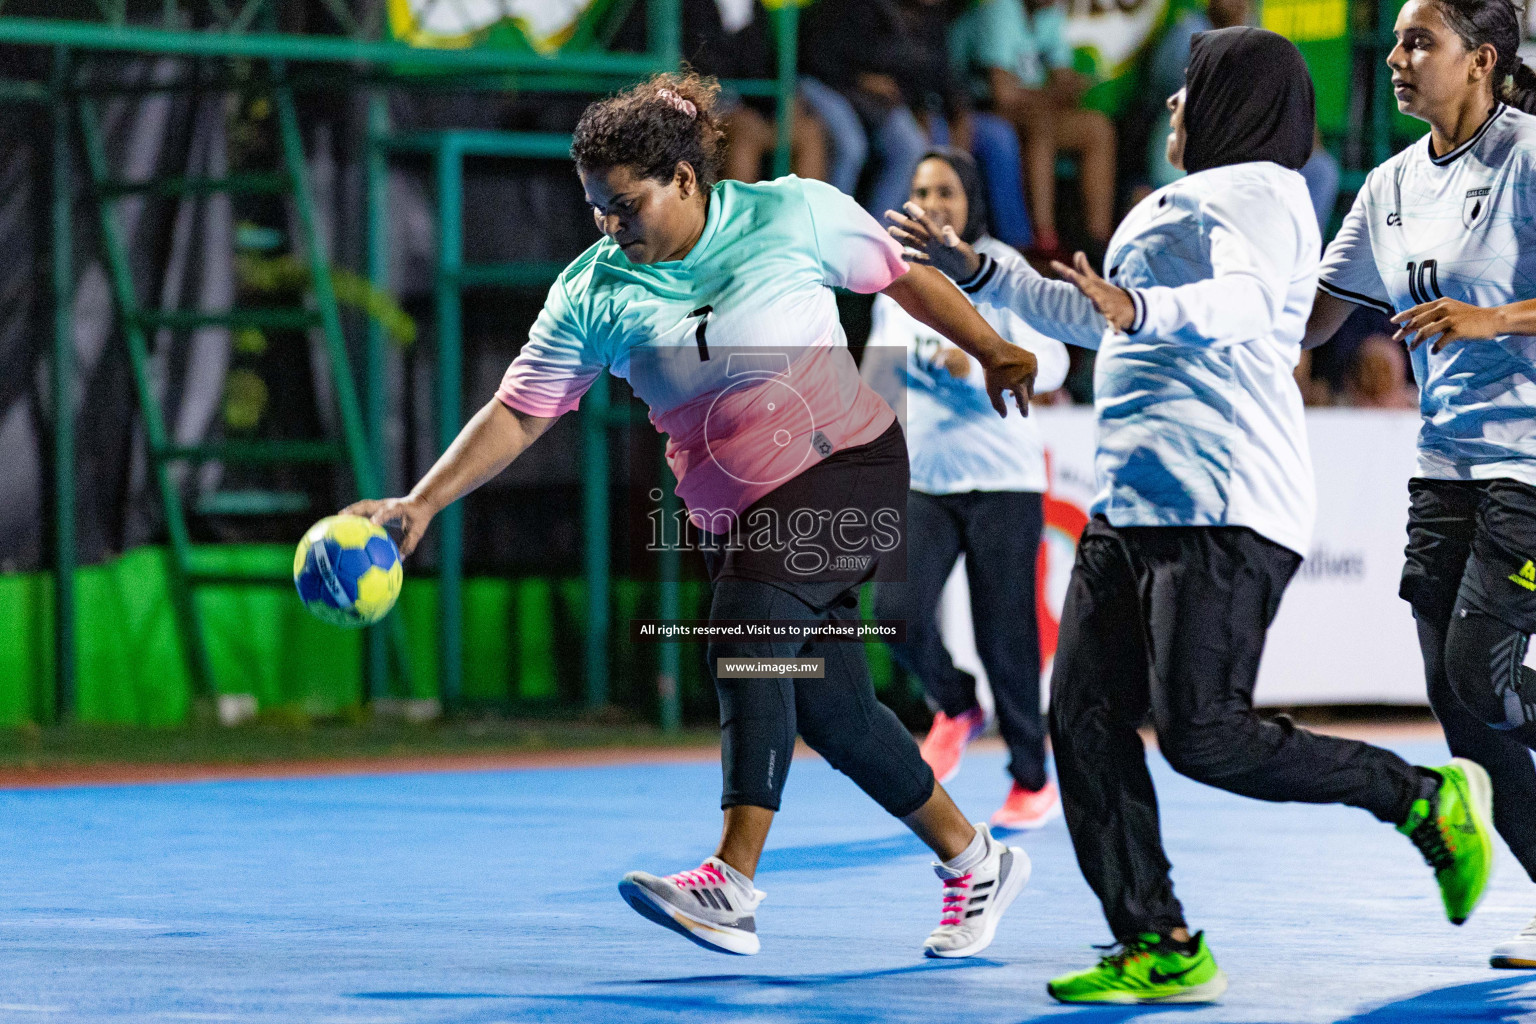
[958,161,1320,555]
[862,236,1070,494]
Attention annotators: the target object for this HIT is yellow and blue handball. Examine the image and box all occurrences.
[293,515,403,627]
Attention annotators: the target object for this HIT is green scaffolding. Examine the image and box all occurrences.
[2,0,799,728]
[4,0,1413,727]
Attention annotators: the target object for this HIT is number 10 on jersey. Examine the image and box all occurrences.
[1407,260,1442,304]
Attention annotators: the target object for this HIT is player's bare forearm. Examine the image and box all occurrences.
[884,265,1037,416]
[1391,296,1535,352]
[1475,298,1536,334]
[344,399,555,556]
[1304,290,1359,350]
[885,265,1008,363]
[411,400,554,512]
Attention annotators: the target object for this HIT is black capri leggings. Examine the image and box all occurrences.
[707,578,936,818]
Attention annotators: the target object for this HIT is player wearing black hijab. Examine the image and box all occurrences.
[892,26,1496,1004]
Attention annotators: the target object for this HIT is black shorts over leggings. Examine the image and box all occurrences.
[700,421,934,818]
[707,578,935,817]
[1400,477,1536,880]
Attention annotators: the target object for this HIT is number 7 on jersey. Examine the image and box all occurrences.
[688,305,713,361]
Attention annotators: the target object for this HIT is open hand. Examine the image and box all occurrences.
[886,202,982,282]
[1391,298,1505,353]
[340,494,437,558]
[982,344,1038,418]
[1051,252,1135,332]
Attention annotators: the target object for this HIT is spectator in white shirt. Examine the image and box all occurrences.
[863,149,1070,830]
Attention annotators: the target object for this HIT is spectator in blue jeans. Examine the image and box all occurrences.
[906,0,1035,251]
[799,0,954,220]
[802,0,1034,250]
[798,76,926,218]
[682,0,829,182]
[951,0,1116,255]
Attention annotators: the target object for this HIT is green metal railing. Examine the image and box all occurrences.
[50,48,75,722]
[8,0,797,729]
[75,74,386,702]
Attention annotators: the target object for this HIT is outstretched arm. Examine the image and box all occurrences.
[887,203,1105,349]
[883,263,1038,417]
[343,399,557,556]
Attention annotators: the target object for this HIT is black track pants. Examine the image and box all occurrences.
[874,489,1048,790]
[1050,518,1425,941]
[708,578,936,818]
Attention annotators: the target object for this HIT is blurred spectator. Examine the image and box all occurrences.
[960,113,1036,250]
[950,0,1116,254]
[1143,0,1340,233]
[904,0,1035,250]
[1343,335,1418,409]
[1298,128,1341,236]
[1308,304,1392,394]
[681,0,828,181]
[799,0,937,218]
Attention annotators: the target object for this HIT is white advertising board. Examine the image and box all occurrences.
[939,408,1434,707]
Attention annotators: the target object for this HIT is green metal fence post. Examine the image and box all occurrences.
[51,47,74,724]
[771,3,798,178]
[657,459,680,733]
[582,376,611,710]
[434,138,465,712]
[648,0,681,67]
[364,91,389,702]
[78,95,218,700]
[273,81,376,497]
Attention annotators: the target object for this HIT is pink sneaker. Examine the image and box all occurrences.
[920,707,988,784]
[990,780,1062,831]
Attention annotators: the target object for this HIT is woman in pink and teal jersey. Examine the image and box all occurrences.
[346,74,1039,960]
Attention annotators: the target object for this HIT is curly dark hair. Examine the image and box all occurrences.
[570,72,727,187]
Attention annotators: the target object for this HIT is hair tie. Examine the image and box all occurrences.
[656,88,698,118]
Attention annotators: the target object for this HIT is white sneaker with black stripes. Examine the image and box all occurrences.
[922,825,1031,958]
[1492,912,1536,968]
[618,857,766,955]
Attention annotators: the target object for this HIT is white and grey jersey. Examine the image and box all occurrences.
[1320,104,1536,486]
[863,236,1070,495]
[962,161,1321,556]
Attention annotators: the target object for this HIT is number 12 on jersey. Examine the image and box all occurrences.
[1406,260,1442,304]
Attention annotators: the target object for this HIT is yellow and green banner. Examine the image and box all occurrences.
[387,0,606,53]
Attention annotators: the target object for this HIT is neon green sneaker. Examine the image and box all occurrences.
[1046,932,1228,1004]
[1398,758,1495,925]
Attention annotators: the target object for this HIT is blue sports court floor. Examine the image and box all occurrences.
[1,737,1533,1023]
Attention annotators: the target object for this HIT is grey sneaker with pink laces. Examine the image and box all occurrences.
[619,856,766,955]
